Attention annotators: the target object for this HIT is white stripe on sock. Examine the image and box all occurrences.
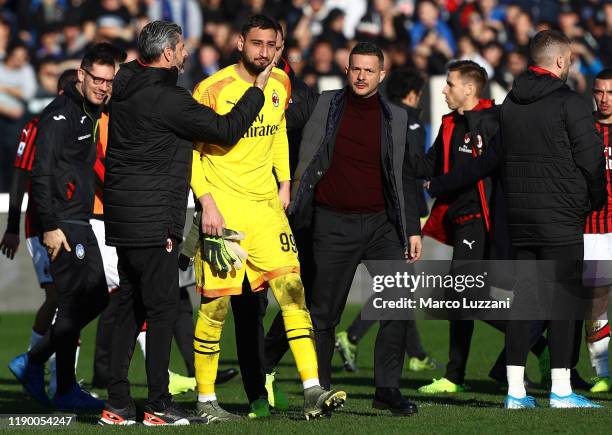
[303,378,320,389]
[198,393,217,402]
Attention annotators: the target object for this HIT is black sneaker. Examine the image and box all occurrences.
[143,401,199,426]
[303,385,346,420]
[98,402,137,426]
[372,387,417,416]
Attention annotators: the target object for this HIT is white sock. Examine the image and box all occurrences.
[137,331,146,358]
[507,365,526,398]
[198,393,216,402]
[28,330,43,351]
[551,368,572,396]
[303,378,320,389]
[586,317,610,378]
[588,336,610,377]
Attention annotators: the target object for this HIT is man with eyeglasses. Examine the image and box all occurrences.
[9,43,116,410]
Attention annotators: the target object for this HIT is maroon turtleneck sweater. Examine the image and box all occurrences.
[314,91,385,213]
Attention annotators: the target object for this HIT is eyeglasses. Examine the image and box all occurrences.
[82,68,113,87]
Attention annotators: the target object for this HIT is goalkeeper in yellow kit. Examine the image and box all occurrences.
[190,15,346,421]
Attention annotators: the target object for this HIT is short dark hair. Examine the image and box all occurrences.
[89,42,127,64]
[241,14,277,38]
[80,43,117,70]
[58,69,78,93]
[349,41,384,68]
[385,68,425,104]
[594,68,612,81]
[447,60,488,97]
[529,30,570,67]
[138,20,182,64]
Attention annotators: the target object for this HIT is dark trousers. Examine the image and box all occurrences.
[92,288,121,387]
[506,243,584,369]
[232,286,268,403]
[310,207,408,389]
[174,287,196,377]
[28,223,108,395]
[444,218,487,385]
[93,286,195,386]
[107,240,180,409]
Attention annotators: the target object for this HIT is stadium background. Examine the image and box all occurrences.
[0,1,611,431]
[1,0,610,303]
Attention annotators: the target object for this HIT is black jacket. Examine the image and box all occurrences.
[104,60,264,247]
[31,82,101,232]
[276,57,318,175]
[426,134,512,259]
[501,68,606,246]
[412,100,499,246]
[289,89,421,249]
[403,104,429,218]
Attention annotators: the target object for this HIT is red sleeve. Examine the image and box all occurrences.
[14,118,39,171]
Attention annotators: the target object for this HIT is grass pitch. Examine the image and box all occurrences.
[0,305,611,434]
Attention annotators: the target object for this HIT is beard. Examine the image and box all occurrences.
[174,58,185,74]
[242,55,270,75]
[559,64,570,82]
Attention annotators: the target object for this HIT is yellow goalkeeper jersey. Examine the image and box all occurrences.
[191,64,291,201]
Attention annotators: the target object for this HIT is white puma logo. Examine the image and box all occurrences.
[80,116,87,124]
[463,239,475,250]
[53,115,66,121]
[409,123,420,130]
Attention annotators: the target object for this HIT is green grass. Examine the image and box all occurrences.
[0,305,611,433]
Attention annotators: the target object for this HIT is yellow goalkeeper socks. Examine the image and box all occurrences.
[270,274,319,384]
[282,308,320,384]
[194,297,229,397]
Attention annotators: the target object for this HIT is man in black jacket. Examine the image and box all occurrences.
[10,45,115,411]
[501,30,605,409]
[100,20,275,426]
[290,42,422,415]
[413,60,504,395]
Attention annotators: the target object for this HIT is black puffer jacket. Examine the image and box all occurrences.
[501,68,606,246]
[104,60,264,247]
[31,82,101,232]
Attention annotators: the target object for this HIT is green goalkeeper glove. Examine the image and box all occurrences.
[203,228,248,273]
[203,235,236,273]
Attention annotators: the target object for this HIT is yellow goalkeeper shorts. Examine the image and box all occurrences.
[196,191,300,297]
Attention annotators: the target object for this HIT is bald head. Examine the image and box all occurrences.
[530,30,572,80]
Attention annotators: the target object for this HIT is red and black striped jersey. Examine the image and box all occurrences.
[13,117,39,171]
[12,117,41,238]
[585,120,612,234]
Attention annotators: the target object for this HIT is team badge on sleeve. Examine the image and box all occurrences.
[272,90,279,107]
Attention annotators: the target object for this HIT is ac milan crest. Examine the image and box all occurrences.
[272,90,279,107]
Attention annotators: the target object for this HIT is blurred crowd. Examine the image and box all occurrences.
[0,0,610,192]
